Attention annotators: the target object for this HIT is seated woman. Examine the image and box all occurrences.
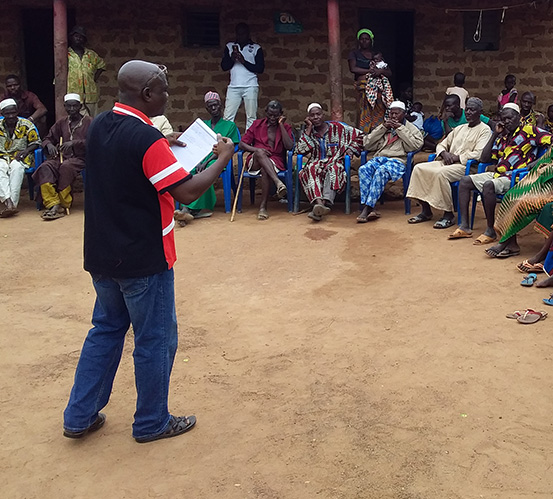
[486,147,553,258]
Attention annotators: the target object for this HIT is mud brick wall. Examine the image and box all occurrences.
[2,0,553,132]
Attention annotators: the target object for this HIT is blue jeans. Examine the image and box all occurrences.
[63,269,178,439]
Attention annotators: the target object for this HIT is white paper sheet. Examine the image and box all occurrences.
[170,118,218,171]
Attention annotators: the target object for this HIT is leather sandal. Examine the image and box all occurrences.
[135,415,196,443]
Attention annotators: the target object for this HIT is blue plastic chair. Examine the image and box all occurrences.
[236,150,294,213]
[25,148,43,202]
[219,131,241,213]
[359,150,418,215]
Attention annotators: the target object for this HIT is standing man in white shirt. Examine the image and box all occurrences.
[221,23,264,130]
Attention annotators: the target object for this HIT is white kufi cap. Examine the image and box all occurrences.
[502,102,520,113]
[0,98,17,111]
[389,101,406,111]
[64,93,81,103]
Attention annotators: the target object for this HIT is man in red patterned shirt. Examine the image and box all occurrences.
[63,60,234,443]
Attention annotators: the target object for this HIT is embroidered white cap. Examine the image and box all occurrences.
[0,98,17,111]
[307,103,322,113]
[64,93,81,103]
[389,101,406,111]
[502,102,520,113]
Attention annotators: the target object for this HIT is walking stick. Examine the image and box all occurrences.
[230,160,246,222]
[59,138,70,215]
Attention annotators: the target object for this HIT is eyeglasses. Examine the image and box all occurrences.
[144,64,168,88]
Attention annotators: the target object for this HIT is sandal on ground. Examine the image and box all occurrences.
[63,412,106,439]
[473,234,497,245]
[543,295,553,306]
[0,208,19,218]
[496,248,521,258]
[506,309,547,320]
[407,213,432,224]
[312,204,331,217]
[448,228,473,239]
[174,209,194,223]
[367,211,381,221]
[257,209,269,220]
[433,218,454,229]
[135,415,196,444]
[308,211,322,222]
[193,211,213,219]
[356,214,369,223]
[517,309,548,324]
[517,260,544,273]
[41,207,66,221]
[520,273,538,287]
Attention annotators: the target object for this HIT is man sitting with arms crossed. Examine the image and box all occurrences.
[238,100,294,220]
[33,93,93,220]
[357,100,423,222]
[0,98,41,217]
[407,97,492,229]
[451,102,552,251]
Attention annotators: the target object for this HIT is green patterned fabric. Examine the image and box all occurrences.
[496,147,553,242]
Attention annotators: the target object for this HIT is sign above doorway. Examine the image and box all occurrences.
[274,12,303,34]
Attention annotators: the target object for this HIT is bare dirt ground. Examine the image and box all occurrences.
[2,187,553,499]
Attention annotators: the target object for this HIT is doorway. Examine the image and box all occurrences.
[22,8,76,130]
[358,9,414,97]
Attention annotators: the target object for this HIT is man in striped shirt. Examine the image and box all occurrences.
[63,60,234,443]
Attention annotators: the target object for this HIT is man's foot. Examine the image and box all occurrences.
[135,415,196,444]
[312,204,331,217]
[407,212,432,224]
[485,241,508,258]
[63,413,106,439]
[448,227,472,239]
[357,206,371,223]
[276,182,287,199]
[193,210,213,219]
[307,211,322,222]
[257,208,269,220]
[433,217,455,229]
[174,209,194,223]
[41,205,65,221]
[0,208,18,218]
[473,234,497,245]
[517,259,545,273]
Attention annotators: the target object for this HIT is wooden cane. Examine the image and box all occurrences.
[230,161,246,222]
[59,137,70,215]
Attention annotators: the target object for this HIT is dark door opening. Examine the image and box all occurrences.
[22,8,76,130]
[358,9,414,97]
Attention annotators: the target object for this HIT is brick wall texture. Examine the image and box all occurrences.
[3,0,553,132]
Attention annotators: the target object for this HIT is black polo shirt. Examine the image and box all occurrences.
[84,103,191,278]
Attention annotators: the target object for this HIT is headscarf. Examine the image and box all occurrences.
[357,29,374,41]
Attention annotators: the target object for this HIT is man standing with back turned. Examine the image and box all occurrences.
[62,60,235,443]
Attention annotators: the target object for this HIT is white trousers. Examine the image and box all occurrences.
[223,86,259,130]
[0,158,26,207]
